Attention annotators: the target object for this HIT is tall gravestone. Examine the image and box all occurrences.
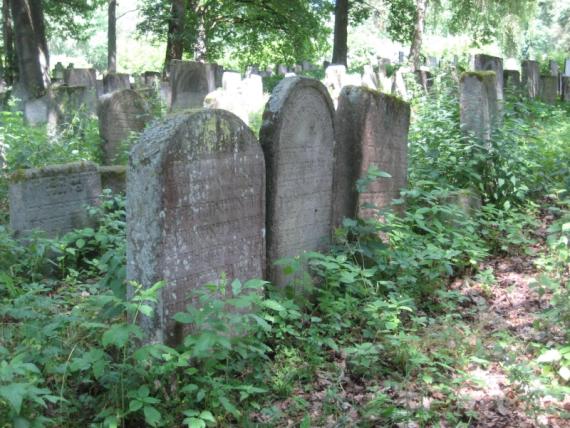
[53,86,97,124]
[9,161,101,237]
[562,77,570,102]
[103,73,131,93]
[332,86,410,227]
[522,60,540,99]
[170,60,217,110]
[460,71,498,141]
[503,70,520,90]
[474,54,504,101]
[259,77,335,288]
[127,109,265,344]
[98,89,151,164]
[64,68,97,88]
[565,59,570,76]
[539,76,558,104]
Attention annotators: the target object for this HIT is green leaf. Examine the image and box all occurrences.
[262,299,285,312]
[129,400,143,412]
[76,238,85,249]
[143,405,161,427]
[231,279,242,296]
[199,410,216,422]
[219,396,240,417]
[183,418,206,428]
[0,383,26,413]
[102,324,141,348]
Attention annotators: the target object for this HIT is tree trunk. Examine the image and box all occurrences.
[2,0,15,85]
[193,8,206,61]
[108,0,116,73]
[409,0,428,72]
[9,0,49,99]
[332,0,349,66]
[163,0,186,74]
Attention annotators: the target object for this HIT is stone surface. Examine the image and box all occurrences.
[324,65,347,107]
[565,59,570,76]
[170,60,217,110]
[539,76,558,104]
[142,71,161,87]
[103,73,131,93]
[474,54,504,101]
[53,62,65,81]
[361,64,379,90]
[549,60,560,76]
[127,109,265,344]
[562,76,570,102]
[332,86,410,227]
[99,165,126,194]
[259,77,335,287]
[52,85,97,123]
[9,161,101,237]
[460,71,499,141]
[23,95,57,127]
[503,70,520,90]
[98,89,151,164]
[64,68,97,88]
[522,60,540,98]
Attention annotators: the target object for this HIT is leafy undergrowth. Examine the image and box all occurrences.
[1,77,569,427]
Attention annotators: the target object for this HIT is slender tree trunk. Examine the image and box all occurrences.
[193,8,206,61]
[332,0,349,66]
[2,0,15,85]
[163,0,186,74]
[108,0,117,73]
[409,0,428,71]
[9,0,49,99]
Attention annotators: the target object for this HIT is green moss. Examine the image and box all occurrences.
[460,71,496,82]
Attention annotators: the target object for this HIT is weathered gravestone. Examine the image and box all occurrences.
[99,165,126,194]
[259,77,335,288]
[98,89,151,165]
[127,109,265,344]
[23,95,57,127]
[52,85,97,124]
[474,54,504,101]
[503,70,520,90]
[64,68,97,88]
[52,62,65,81]
[565,59,570,76]
[361,64,379,90]
[539,76,558,104]
[459,71,499,141]
[332,86,410,227]
[549,60,560,76]
[170,60,217,110]
[142,71,161,87]
[563,77,570,102]
[324,65,347,107]
[9,161,101,237]
[522,60,540,98]
[103,73,131,93]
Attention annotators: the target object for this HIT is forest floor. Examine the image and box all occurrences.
[258,202,570,428]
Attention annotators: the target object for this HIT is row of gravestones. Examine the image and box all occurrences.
[8,77,411,344]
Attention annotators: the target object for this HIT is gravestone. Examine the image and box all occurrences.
[160,81,171,106]
[64,68,97,88]
[459,71,498,141]
[565,59,570,76]
[332,86,410,227]
[562,77,570,102]
[361,64,379,90]
[391,70,408,99]
[52,85,97,124]
[503,70,520,90]
[522,60,540,98]
[398,51,405,63]
[9,161,101,237]
[53,62,65,81]
[103,73,131,93]
[98,89,151,164]
[324,65,347,107]
[259,77,335,288]
[143,71,161,87]
[539,76,558,104]
[474,54,504,101]
[127,109,265,344]
[549,60,560,76]
[277,64,288,75]
[99,165,126,194]
[24,95,57,127]
[170,60,217,110]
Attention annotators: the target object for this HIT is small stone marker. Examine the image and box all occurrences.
[562,77,570,102]
[460,71,499,141]
[127,109,265,344]
[53,62,65,81]
[539,76,558,104]
[503,70,520,90]
[9,161,101,237]
[474,54,504,101]
[64,68,97,88]
[522,60,540,98]
[259,77,335,287]
[170,60,217,110]
[103,73,131,93]
[332,86,410,227]
[98,89,151,164]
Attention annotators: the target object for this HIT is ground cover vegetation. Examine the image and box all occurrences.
[0,67,569,426]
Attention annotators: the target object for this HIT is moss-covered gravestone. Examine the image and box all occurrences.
[503,70,521,91]
[127,109,265,344]
[332,86,410,226]
[474,54,504,101]
[260,77,335,288]
[539,76,558,104]
[522,60,540,99]
[460,71,499,141]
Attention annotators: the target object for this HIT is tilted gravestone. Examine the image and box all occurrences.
[103,73,131,93]
[474,54,504,101]
[460,71,499,141]
[98,89,151,165]
[332,86,410,227]
[539,76,558,104]
[64,68,97,88]
[127,109,265,344]
[9,161,101,237]
[259,77,335,288]
[503,70,520,90]
[522,60,540,99]
[361,64,379,90]
[170,60,217,110]
[562,77,570,102]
